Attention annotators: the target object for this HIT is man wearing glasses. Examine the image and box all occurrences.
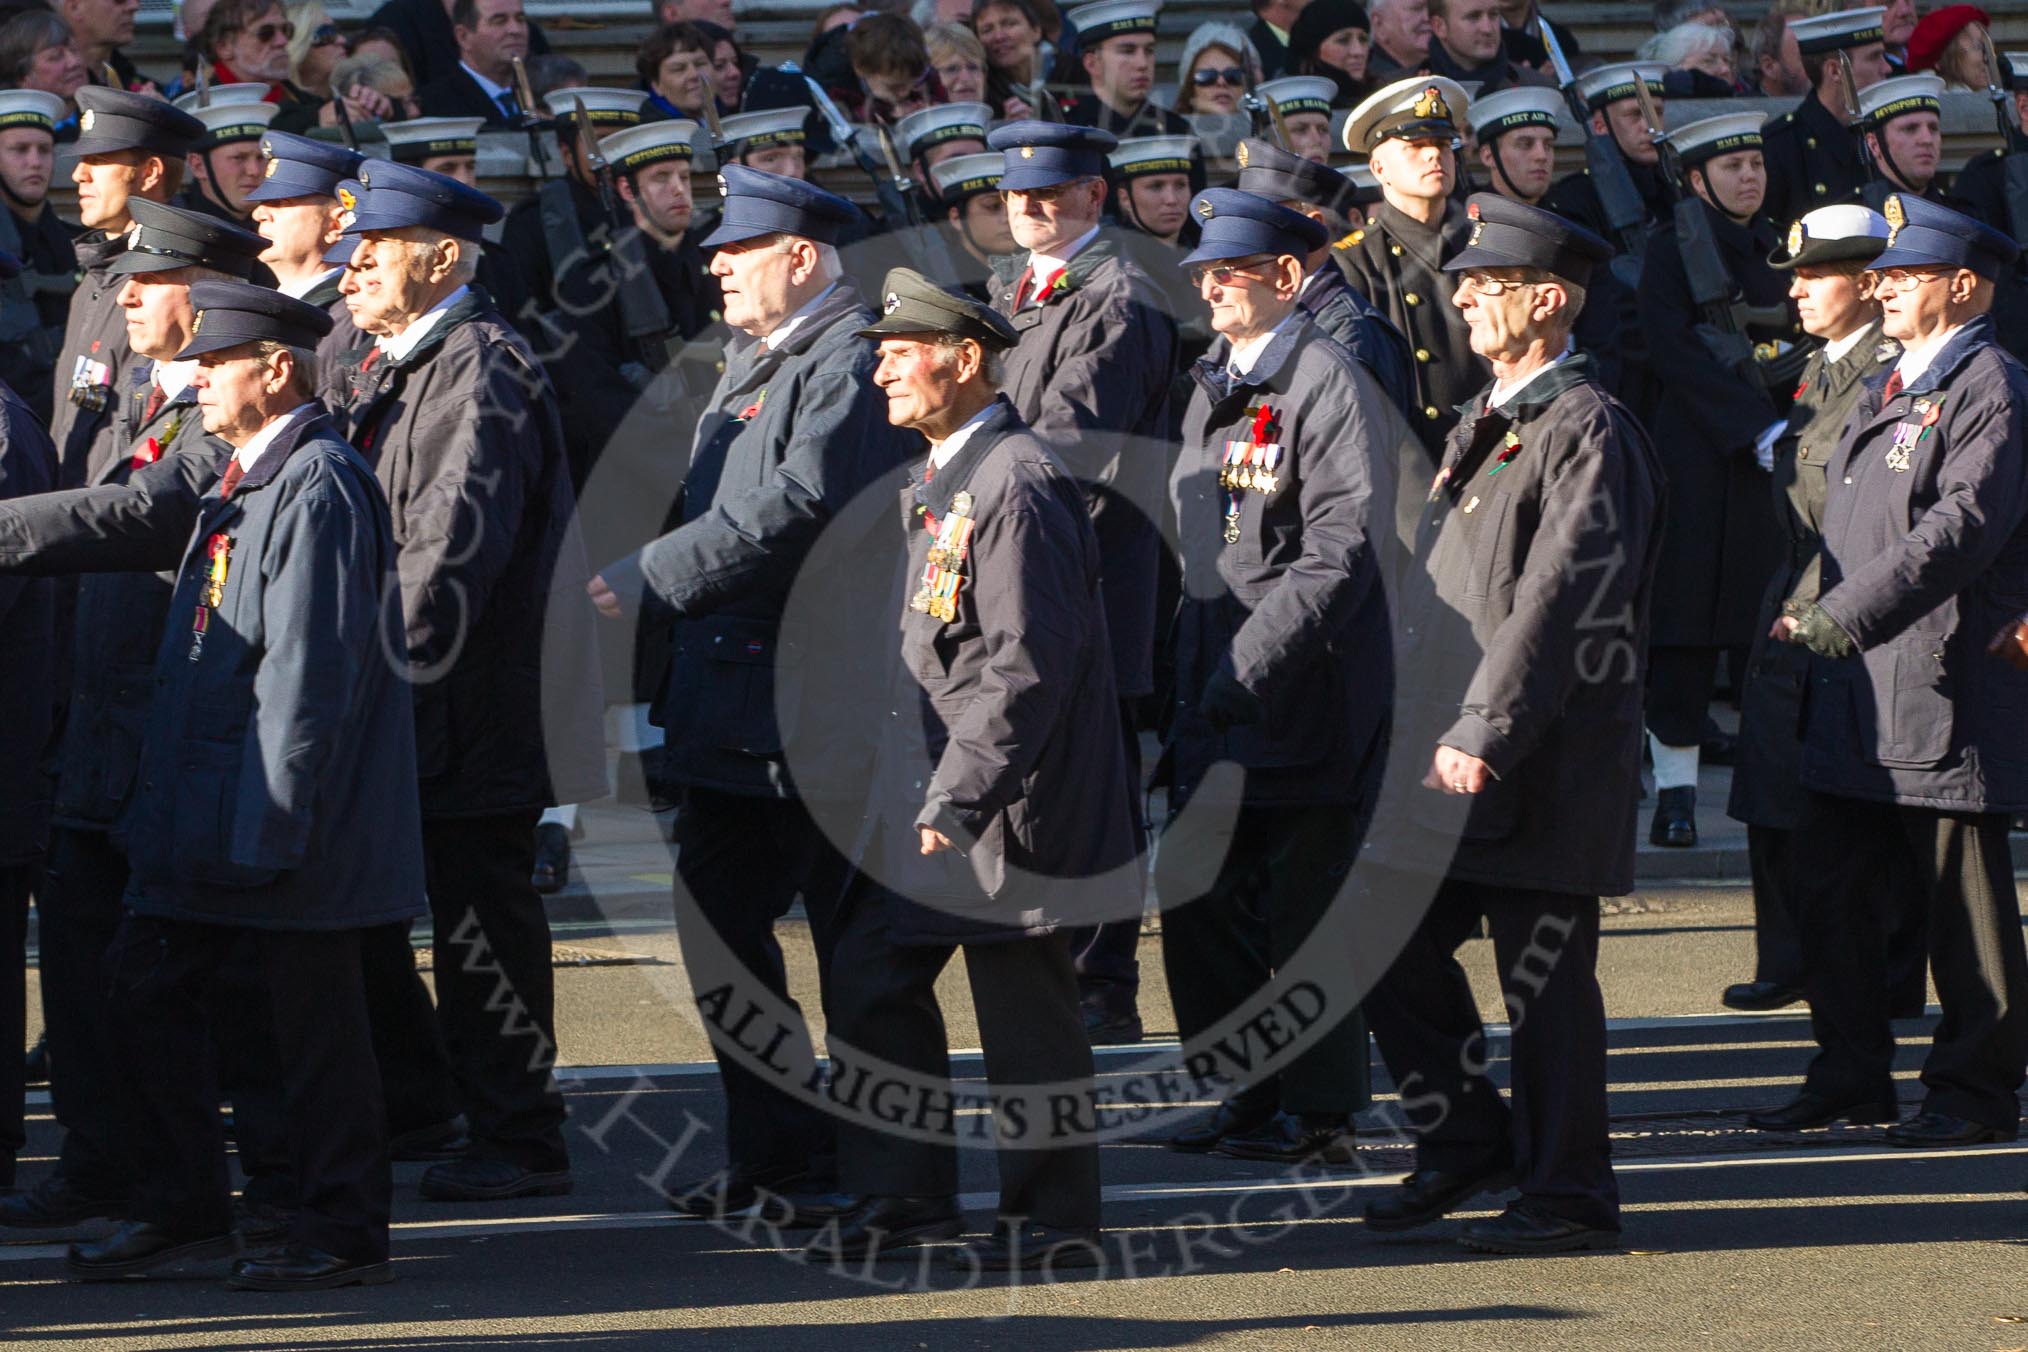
[1765,193,2028,1152]
[1156,188,1404,1165]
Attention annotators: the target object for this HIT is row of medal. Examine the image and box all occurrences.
[911,492,976,623]
[1220,439,1284,495]
[189,533,232,662]
[1885,396,1943,473]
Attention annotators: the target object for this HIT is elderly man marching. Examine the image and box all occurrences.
[1760,195,2028,1149]
[1362,195,1662,1254]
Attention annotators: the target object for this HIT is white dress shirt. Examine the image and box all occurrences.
[235,402,319,475]
[928,401,998,471]
[375,285,470,361]
[763,282,840,351]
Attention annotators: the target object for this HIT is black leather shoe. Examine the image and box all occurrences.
[1746,1092,1900,1131]
[1649,786,1697,848]
[950,1221,1103,1272]
[801,1195,961,1261]
[666,1162,814,1219]
[1884,1112,2018,1148]
[23,1033,47,1086]
[66,1221,238,1280]
[1364,1161,1519,1233]
[768,1190,861,1230]
[1721,980,1804,1012]
[1700,726,1737,767]
[227,1244,394,1290]
[419,1157,572,1202]
[1167,1098,1278,1153]
[0,1175,130,1229]
[389,1117,471,1162]
[233,1197,292,1247]
[1082,1002,1144,1046]
[1215,1111,1358,1165]
[1458,1202,1620,1254]
[531,822,572,895]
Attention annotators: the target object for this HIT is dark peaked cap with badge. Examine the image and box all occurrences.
[858,267,1019,349]
[1442,192,1613,288]
[1768,203,1891,270]
[176,279,336,359]
[701,164,861,247]
[73,86,204,158]
[340,158,504,241]
[107,197,268,278]
[246,130,363,204]
[987,121,1118,191]
[1235,137,1356,216]
[1869,192,2021,279]
[1181,188,1328,265]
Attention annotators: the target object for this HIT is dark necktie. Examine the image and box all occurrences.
[496,90,518,121]
[1011,266,1034,310]
[218,459,244,498]
[141,384,165,425]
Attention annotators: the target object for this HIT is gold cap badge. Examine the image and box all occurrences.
[337,185,356,211]
[1884,194,1904,245]
[191,310,204,334]
[1196,198,1214,219]
[1236,142,1250,167]
[1020,145,1035,158]
[263,157,278,178]
[1412,85,1451,122]
[1788,220,1803,255]
[81,108,95,131]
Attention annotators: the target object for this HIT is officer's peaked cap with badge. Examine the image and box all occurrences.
[601,120,702,175]
[1068,0,1159,46]
[245,129,364,204]
[715,105,807,150]
[321,177,364,266]
[1857,73,1944,126]
[1768,203,1891,269]
[1663,111,1764,167]
[1442,192,1612,288]
[858,266,1020,350]
[341,158,505,241]
[1111,134,1196,179]
[1573,61,1666,112]
[988,120,1119,190]
[896,102,991,161]
[73,87,205,158]
[1234,137,1354,215]
[1180,188,1328,267]
[1341,74,1469,154]
[542,86,648,127]
[1255,75,1337,119]
[380,116,485,164]
[1789,6,1886,55]
[175,279,336,360]
[1869,192,2020,278]
[1467,85,1566,141]
[107,197,268,279]
[931,151,1004,203]
[0,90,64,137]
[701,164,861,248]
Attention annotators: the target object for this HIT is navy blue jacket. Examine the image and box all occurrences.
[0,382,55,863]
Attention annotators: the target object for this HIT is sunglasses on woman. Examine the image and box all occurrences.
[310,22,345,47]
[1192,66,1246,86]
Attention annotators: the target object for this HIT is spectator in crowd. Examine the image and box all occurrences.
[1640,18,1738,95]
[640,23,717,120]
[1427,0,1552,93]
[1880,0,1917,70]
[417,0,533,127]
[1495,0,1578,72]
[1173,22,1261,116]
[1749,2,1813,99]
[655,0,734,27]
[912,0,974,22]
[0,13,88,137]
[348,25,412,74]
[696,20,747,111]
[849,12,938,123]
[926,21,993,105]
[811,2,865,43]
[60,0,145,90]
[1366,0,1429,79]
[327,52,420,120]
[1287,0,1373,105]
[1248,0,1311,80]
[284,3,349,103]
[364,0,549,87]
[1651,0,1723,31]
[977,0,1054,114]
[196,0,310,103]
[1907,4,1993,90]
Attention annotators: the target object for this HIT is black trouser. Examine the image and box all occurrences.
[1064,702,1146,996]
[1365,876,1618,1231]
[1790,793,2028,1128]
[1749,823,1929,1006]
[1,861,32,1187]
[825,877,1100,1231]
[1156,801,1370,1116]
[106,913,390,1262]
[36,826,138,1197]
[424,811,566,1171]
[672,788,849,1181]
[361,921,459,1135]
[1645,644,1721,749]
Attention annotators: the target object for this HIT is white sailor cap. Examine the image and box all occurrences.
[1789,7,1886,56]
[178,96,278,148]
[379,116,484,163]
[1067,0,1159,45]
[542,86,648,127]
[0,89,64,134]
[1857,72,1944,124]
[1664,111,1765,166]
[716,105,808,149]
[930,149,1004,201]
[895,101,991,159]
[1466,85,1566,139]
[600,119,702,173]
[1256,75,1337,118]
[1572,61,1666,111]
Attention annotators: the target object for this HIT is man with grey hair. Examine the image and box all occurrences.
[333,157,606,1205]
[1366,0,1433,79]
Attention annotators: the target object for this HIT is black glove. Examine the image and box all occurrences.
[1198,670,1264,732]
[1784,601,1858,658]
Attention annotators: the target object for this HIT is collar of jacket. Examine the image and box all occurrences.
[1869,313,1996,404]
[762,280,868,361]
[74,228,128,272]
[226,405,333,498]
[1824,321,1893,389]
[1377,199,1468,273]
[912,396,1019,518]
[1299,263,1348,313]
[1191,308,1311,401]
[1012,234,1121,312]
[1449,352,1596,458]
[380,286,494,371]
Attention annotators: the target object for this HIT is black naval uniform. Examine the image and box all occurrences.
[1297,263,1416,418]
[51,230,135,487]
[1936,149,2028,363]
[1788,314,2028,1133]
[1367,352,1662,1238]
[1761,91,1868,234]
[0,204,78,429]
[1540,160,1673,244]
[1064,94,1194,140]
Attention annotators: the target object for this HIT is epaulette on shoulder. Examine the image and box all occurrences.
[1333,228,1365,252]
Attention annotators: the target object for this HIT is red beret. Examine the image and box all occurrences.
[1906,3,1989,71]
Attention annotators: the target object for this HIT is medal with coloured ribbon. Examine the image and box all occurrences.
[1219,403,1283,544]
[911,490,976,624]
[1886,397,1943,474]
[189,532,232,662]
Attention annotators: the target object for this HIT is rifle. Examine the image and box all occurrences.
[1241,87,1293,151]
[1545,32,1650,284]
[511,57,555,178]
[695,63,724,145]
[572,95,679,379]
[1834,50,1878,184]
[100,61,122,91]
[330,81,360,152]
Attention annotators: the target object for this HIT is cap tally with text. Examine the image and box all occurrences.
[341,158,505,242]
[379,116,484,164]
[701,163,861,247]
[1857,73,1944,126]
[245,129,364,203]
[173,86,278,150]
[930,151,1004,202]
[73,87,205,158]
[1180,187,1329,267]
[107,198,268,279]
[895,102,990,161]
[543,86,648,127]
[1067,0,1159,45]
[1442,192,1612,288]
[1572,61,1667,111]
[176,279,336,360]
[1467,85,1565,141]
[1341,75,1469,154]
[1110,134,1196,179]
[601,120,701,174]
[988,120,1119,191]
[1768,203,1891,270]
[857,266,1019,349]
[1235,137,1354,215]
[0,90,63,136]
[1788,6,1886,55]
[1663,111,1764,167]
[1255,75,1336,119]
[1869,192,2020,279]
[716,105,808,151]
